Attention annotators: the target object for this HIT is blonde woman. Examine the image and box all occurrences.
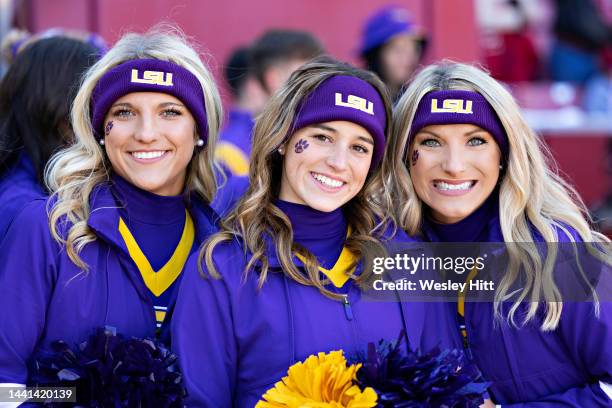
[172,58,457,406]
[386,62,611,406]
[0,29,222,386]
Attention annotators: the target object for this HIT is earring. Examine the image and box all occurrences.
[196,139,204,147]
[99,139,105,146]
[499,164,503,170]
[278,146,285,154]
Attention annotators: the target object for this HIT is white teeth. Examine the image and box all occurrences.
[435,181,473,191]
[132,151,165,160]
[312,173,343,188]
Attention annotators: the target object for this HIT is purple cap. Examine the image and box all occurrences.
[360,6,420,55]
[91,59,208,145]
[292,75,387,168]
[409,90,509,158]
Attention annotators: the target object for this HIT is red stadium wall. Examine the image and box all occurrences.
[26,0,480,85]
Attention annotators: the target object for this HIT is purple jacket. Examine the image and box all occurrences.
[423,218,612,406]
[211,109,254,216]
[172,230,459,407]
[0,182,218,384]
[0,154,46,241]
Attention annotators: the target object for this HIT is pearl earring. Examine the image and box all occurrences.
[499,164,503,170]
[278,147,285,154]
[196,139,204,147]
[99,139,105,146]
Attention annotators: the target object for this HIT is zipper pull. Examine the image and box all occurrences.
[342,295,353,321]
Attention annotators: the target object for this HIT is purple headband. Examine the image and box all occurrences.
[91,59,208,145]
[409,90,508,158]
[291,75,387,168]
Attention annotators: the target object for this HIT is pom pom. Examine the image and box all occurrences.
[29,326,184,407]
[351,331,489,407]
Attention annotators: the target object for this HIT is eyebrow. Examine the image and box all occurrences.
[110,102,132,109]
[110,101,186,109]
[416,127,486,138]
[311,124,336,133]
[159,102,186,108]
[310,124,374,145]
[357,135,374,146]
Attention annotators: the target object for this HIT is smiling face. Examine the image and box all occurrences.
[102,92,197,196]
[408,124,501,224]
[279,120,374,212]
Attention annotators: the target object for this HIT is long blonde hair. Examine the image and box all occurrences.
[203,57,393,300]
[386,61,610,329]
[45,26,222,270]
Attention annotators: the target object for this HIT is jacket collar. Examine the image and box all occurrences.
[87,182,219,250]
[421,209,504,243]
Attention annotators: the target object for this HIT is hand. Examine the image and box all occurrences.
[480,399,496,408]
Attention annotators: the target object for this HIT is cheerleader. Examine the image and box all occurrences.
[172,58,456,407]
[0,29,222,386]
[386,62,611,406]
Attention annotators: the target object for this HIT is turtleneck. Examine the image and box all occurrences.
[111,173,186,225]
[424,193,498,243]
[275,199,347,269]
[111,173,188,270]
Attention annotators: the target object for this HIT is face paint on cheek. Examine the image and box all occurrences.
[411,149,419,166]
[294,138,309,154]
[104,121,114,136]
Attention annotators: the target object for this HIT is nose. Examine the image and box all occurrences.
[325,144,349,171]
[441,146,466,175]
[134,115,158,143]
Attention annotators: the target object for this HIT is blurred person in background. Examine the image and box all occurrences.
[0,29,29,73]
[360,5,427,103]
[250,29,324,99]
[0,0,17,77]
[0,36,99,240]
[212,47,265,216]
[214,46,266,179]
[550,0,612,83]
[213,29,324,216]
[476,0,543,82]
[1,27,107,70]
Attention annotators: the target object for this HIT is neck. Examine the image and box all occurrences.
[275,199,347,265]
[111,173,186,224]
[425,194,498,242]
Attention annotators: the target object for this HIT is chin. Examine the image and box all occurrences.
[132,176,165,194]
[304,198,345,213]
[432,207,471,224]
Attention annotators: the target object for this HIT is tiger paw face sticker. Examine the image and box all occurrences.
[294,139,309,154]
[104,121,114,136]
[411,149,419,166]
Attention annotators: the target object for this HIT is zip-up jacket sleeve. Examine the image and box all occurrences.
[0,200,59,383]
[502,301,612,407]
[172,243,241,407]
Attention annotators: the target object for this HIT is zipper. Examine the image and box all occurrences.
[342,294,353,321]
[461,302,474,360]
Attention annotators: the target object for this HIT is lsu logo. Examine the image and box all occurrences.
[335,93,374,115]
[431,99,473,114]
[130,69,174,86]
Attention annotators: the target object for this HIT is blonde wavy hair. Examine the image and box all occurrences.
[202,57,393,300]
[45,26,222,270]
[385,61,610,329]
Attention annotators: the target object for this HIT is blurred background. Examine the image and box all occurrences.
[0,0,610,234]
